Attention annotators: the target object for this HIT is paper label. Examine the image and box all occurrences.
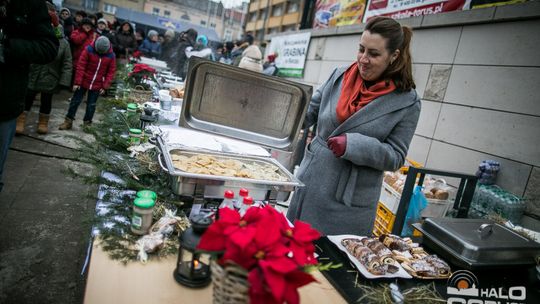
[132,213,142,229]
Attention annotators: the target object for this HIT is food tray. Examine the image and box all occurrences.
[157,140,303,200]
[327,235,412,279]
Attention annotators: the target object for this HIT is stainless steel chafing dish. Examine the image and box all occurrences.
[157,57,312,201]
[414,218,540,270]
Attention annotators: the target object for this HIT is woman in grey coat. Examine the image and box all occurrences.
[287,17,421,236]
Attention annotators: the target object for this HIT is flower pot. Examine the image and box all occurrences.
[210,260,249,304]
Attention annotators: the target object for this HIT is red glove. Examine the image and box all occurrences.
[327,135,347,157]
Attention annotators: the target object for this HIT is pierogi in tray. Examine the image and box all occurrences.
[170,152,288,181]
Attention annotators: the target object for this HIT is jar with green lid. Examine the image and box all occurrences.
[131,197,155,235]
[127,103,138,113]
[129,128,142,145]
[137,190,157,201]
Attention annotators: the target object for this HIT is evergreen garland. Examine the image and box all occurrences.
[66,94,190,264]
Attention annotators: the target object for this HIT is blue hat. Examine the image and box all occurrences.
[196,35,208,47]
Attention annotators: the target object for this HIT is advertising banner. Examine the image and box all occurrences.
[312,0,368,29]
[267,32,311,78]
[362,0,465,22]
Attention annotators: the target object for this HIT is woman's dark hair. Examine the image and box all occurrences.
[364,16,415,91]
[225,41,234,52]
[75,10,87,18]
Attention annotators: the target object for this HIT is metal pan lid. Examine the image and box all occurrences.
[179,57,312,152]
[416,218,540,266]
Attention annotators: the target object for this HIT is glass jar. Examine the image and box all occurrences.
[131,197,155,235]
[129,128,142,145]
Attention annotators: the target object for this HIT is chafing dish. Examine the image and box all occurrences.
[414,218,540,269]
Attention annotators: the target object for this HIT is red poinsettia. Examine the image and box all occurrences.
[132,50,142,59]
[130,63,156,75]
[197,206,321,304]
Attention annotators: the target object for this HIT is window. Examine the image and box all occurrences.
[287,1,300,13]
[152,7,160,16]
[271,5,283,17]
[200,20,206,26]
[84,0,97,11]
[249,12,257,22]
[224,29,233,41]
[268,27,279,35]
[164,10,171,17]
[260,9,267,20]
[210,23,216,28]
[181,13,190,21]
[282,24,296,32]
[103,3,117,14]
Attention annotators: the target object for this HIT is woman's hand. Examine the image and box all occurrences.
[327,135,347,157]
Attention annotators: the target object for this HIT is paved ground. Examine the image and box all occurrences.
[0,91,101,303]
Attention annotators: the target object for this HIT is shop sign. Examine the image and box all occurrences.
[267,32,311,78]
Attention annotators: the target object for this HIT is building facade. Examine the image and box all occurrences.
[245,0,304,42]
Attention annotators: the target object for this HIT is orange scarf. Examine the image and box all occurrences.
[336,63,396,123]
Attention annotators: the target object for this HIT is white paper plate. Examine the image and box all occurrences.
[327,234,413,279]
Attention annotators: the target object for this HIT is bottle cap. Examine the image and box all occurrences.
[129,128,142,134]
[239,188,249,197]
[137,190,157,201]
[224,190,234,199]
[243,196,253,205]
[127,103,138,110]
[133,197,155,209]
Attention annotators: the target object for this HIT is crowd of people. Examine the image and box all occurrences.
[0,0,281,192]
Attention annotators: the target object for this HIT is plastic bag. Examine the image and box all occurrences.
[401,186,428,236]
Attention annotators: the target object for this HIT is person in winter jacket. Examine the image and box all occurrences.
[59,36,116,130]
[70,17,96,71]
[159,29,178,70]
[138,30,161,58]
[96,18,113,41]
[0,0,59,192]
[238,45,263,73]
[286,17,421,236]
[73,10,86,29]
[175,28,197,80]
[231,34,253,66]
[113,22,137,59]
[262,53,279,76]
[59,7,74,39]
[185,35,213,61]
[17,24,72,135]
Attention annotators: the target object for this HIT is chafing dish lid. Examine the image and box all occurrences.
[418,218,540,264]
[180,57,312,152]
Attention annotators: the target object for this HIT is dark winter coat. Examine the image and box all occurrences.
[138,38,161,58]
[286,67,421,236]
[170,29,196,79]
[113,23,137,58]
[0,0,59,121]
[160,38,178,71]
[70,28,95,67]
[27,38,72,93]
[74,41,116,91]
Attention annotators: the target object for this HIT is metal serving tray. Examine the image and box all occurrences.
[414,218,540,269]
[179,57,312,152]
[157,140,304,200]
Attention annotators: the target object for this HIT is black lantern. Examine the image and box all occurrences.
[174,214,212,288]
[140,107,158,130]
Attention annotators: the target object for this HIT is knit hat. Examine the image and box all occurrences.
[147,30,158,38]
[164,29,175,38]
[95,36,110,54]
[60,8,71,15]
[80,17,94,28]
[97,18,108,26]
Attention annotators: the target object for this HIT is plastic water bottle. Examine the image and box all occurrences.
[219,190,235,211]
[234,188,249,209]
[239,196,254,217]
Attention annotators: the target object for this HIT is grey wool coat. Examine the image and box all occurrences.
[286,67,421,236]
